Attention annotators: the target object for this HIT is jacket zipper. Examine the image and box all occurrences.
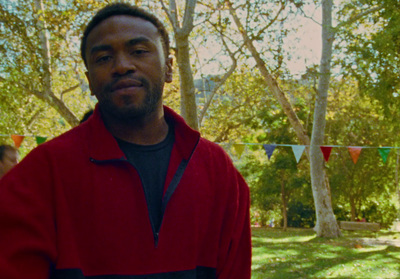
[91,157,162,248]
[90,139,200,249]
[154,232,160,248]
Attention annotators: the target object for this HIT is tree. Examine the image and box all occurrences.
[0,0,102,139]
[222,0,392,236]
[335,0,400,215]
[222,0,342,236]
[336,0,400,114]
[307,0,342,237]
[161,0,199,130]
[200,68,270,142]
[322,78,399,226]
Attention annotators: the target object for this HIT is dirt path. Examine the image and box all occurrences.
[355,238,400,247]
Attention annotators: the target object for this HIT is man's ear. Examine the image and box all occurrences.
[85,71,94,96]
[165,56,173,83]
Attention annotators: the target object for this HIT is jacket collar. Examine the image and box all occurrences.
[86,105,200,161]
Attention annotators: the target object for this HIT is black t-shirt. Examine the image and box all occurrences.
[116,125,175,233]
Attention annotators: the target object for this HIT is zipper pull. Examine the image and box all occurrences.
[154,232,159,248]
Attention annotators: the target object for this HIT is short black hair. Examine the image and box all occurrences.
[81,2,170,68]
[0,144,17,161]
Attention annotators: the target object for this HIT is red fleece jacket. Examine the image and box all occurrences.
[0,106,251,279]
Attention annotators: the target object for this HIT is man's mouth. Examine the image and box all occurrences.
[111,79,143,92]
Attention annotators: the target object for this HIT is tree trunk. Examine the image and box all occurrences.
[226,1,340,237]
[350,197,356,221]
[281,179,287,231]
[163,0,199,130]
[33,0,79,127]
[175,35,198,130]
[310,0,341,237]
[397,151,400,218]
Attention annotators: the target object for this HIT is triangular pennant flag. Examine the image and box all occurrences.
[348,147,362,164]
[378,148,391,163]
[233,144,245,159]
[291,145,305,163]
[36,136,47,145]
[320,146,333,162]
[11,135,25,148]
[263,144,276,160]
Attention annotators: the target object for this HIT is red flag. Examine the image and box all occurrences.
[11,135,25,148]
[348,147,362,164]
[320,146,333,162]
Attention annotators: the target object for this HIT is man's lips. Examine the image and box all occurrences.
[111,79,143,92]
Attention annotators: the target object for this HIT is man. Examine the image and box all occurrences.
[0,144,18,179]
[0,3,251,279]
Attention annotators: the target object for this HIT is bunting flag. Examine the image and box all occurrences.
[292,145,305,163]
[233,144,246,159]
[378,148,391,163]
[348,147,362,164]
[35,136,47,145]
[11,134,25,148]
[263,144,276,160]
[2,132,400,167]
[320,146,333,162]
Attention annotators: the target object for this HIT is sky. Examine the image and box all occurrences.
[193,2,324,79]
[284,4,323,77]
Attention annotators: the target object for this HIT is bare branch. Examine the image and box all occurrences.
[160,0,178,33]
[254,1,286,41]
[181,0,197,35]
[60,83,80,101]
[335,4,384,31]
[0,75,79,126]
[299,6,322,26]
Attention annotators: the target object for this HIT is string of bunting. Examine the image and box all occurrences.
[0,134,48,148]
[1,134,398,164]
[225,143,399,164]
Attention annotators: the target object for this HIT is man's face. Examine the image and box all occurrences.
[85,15,173,120]
[0,149,18,177]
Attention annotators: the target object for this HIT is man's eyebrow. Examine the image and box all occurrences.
[126,37,152,47]
[90,45,112,55]
[89,37,153,56]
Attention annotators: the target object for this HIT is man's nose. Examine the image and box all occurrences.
[112,54,136,76]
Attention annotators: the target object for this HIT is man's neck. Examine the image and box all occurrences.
[101,109,169,146]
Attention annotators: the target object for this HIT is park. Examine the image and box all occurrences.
[1,0,400,278]
[251,227,400,278]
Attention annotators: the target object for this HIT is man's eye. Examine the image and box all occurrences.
[132,49,149,55]
[95,56,112,63]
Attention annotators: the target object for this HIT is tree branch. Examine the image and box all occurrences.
[181,0,197,36]
[60,83,80,101]
[335,5,384,31]
[162,0,179,32]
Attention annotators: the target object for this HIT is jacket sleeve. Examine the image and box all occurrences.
[0,147,57,279]
[216,163,252,279]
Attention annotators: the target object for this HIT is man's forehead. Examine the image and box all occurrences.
[88,15,159,41]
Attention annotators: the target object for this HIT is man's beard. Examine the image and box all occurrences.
[97,76,164,121]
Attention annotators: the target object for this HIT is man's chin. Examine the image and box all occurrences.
[102,104,152,120]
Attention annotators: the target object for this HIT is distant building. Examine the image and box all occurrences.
[193,75,222,104]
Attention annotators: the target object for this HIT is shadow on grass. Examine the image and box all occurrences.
[251,227,400,279]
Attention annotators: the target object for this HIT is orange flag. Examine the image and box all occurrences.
[348,147,362,164]
[11,135,25,148]
[320,146,333,162]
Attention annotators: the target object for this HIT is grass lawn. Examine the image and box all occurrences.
[251,227,400,279]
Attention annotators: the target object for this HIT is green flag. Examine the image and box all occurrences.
[36,136,47,145]
[378,148,391,163]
